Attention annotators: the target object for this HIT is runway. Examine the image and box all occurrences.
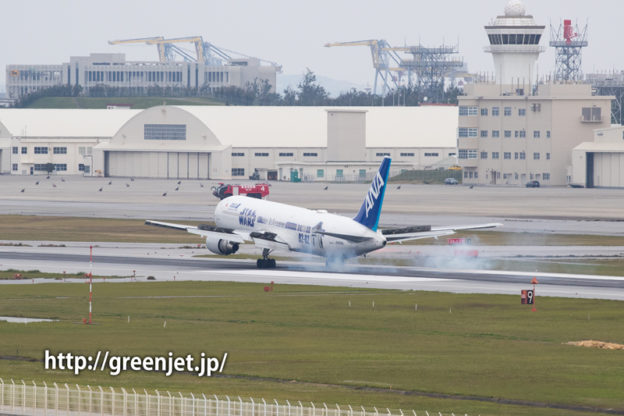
[1,245,623,301]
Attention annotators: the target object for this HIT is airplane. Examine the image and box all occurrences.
[146,157,501,268]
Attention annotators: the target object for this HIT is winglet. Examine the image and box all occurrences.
[353,157,391,231]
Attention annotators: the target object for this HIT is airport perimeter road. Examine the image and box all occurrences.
[1,245,623,301]
[1,176,624,234]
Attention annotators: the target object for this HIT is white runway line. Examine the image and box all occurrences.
[212,269,444,283]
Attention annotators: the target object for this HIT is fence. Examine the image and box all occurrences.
[0,379,468,416]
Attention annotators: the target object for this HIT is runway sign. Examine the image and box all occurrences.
[521,289,534,305]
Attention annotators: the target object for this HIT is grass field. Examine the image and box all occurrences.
[0,281,622,416]
[0,269,127,280]
[3,215,624,247]
[25,96,223,109]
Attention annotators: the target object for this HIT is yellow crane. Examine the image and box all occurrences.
[108,36,281,71]
[147,36,207,64]
[108,37,167,62]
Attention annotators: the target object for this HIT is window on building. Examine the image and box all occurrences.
[546,153,550,160]
[581,107,602,122]
[547,130,551,138]
[480,130,488,138]
[458,128,478,138]
[533,130,540,138]
[480,108,488,116]
[232,168,245,176]
[12,147,18,154]
[317,169,324,178]
[33,164,47,171]
[144,124,186,141]
[34,146,48,154]
[12,163,18,171]
[492,130,500,138]
[492,152,499,159]
[492,107,500,116]
[543,173,550,180]
[448,152,456,156]
[232,152,245,157]
[303,152,318,157]
[424,152,439,157]
[79,164,85,172]
[504,130,511,138]
[459,106,478,116]
[400,152,414,157]
[514,130,519,138]
[336,169,343,178]
[53,147,67,154]
[514,152,519,160]
[376,152,390,157]
[458,149,477,159]
[480,151,488,159]
[279,152,294,157]
[504,152,511,159]
[520,152,526,160]
[254,152,269,157]
[504,107,512,116]
[518,108,526,116]
[474,171,478,179]
[54,164,67,171]
[21,147,27,154]
[533,152,540,160]
[519,130,526,138]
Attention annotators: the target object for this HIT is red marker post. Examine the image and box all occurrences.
[531,277,538,312]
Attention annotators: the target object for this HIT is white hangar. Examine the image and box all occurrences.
[0,105,458,181]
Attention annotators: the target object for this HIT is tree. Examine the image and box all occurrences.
[296,70,328,106]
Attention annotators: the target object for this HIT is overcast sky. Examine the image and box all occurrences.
[2,0,623,92]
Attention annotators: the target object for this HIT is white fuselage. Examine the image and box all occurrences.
[215,196,386,258]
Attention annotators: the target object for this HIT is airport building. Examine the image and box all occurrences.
[0,106,458,180]
[6,53,278,100]
[571,125,624,187]
[458,0,613,186]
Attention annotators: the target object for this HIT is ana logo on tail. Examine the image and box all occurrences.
[353,157,391,231]
[365,171,385,218]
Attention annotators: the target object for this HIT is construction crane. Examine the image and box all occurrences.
[109,36,282,71]
[324,40,404,95]
[383,44,463,101]
[108,36,168,61]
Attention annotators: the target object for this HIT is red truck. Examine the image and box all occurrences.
[211,183,270,200]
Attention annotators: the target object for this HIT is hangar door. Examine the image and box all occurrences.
[104,151,210,179]
[592,152,624,187]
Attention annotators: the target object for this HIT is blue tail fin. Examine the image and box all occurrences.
[353,157,391,231]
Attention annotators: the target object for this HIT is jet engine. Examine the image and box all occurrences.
[205,235,240,255]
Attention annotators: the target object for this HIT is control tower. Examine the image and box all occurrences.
[484,0,545,87]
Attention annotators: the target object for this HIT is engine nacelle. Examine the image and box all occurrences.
[205,235,239,255]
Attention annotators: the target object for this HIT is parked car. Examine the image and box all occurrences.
[525,180,540,188]
[444,178,459,185]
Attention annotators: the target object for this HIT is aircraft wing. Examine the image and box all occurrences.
[145,220,246,243]
[250,231,291,251]
[382,223,501,243]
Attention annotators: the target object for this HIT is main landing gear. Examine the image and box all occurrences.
[257,248,276,269]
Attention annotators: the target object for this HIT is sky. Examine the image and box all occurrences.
[2,0,623,93]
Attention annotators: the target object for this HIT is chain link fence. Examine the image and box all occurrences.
[0,379,469,416]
